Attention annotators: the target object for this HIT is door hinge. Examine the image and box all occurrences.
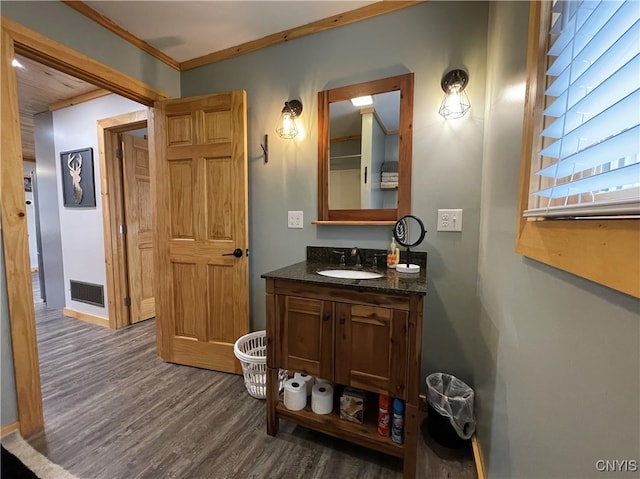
[116,148,123,160]
[124,296,131,307]
[119,224,127,235]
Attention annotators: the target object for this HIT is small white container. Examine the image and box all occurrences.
[396,263,420,274]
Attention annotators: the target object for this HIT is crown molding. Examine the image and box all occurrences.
[63,1,423,72]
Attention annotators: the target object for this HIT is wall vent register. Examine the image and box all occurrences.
[70,280,105,307]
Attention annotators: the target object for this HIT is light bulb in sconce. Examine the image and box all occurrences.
[438,69,470,119]
[276,99,303,139]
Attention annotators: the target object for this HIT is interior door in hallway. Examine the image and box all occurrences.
[150,91,249,374]
[122,134,155,324]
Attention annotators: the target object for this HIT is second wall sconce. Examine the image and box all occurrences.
[438,69,471,119]
[276,99,303,139]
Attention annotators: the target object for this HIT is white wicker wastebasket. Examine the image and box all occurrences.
[233,330,287,399]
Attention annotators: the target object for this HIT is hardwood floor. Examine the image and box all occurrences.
[27,293,475,478]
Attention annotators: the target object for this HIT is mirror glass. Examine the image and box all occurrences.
[393,215,426,248]
[329,91,400,210]
[317,73,414,223]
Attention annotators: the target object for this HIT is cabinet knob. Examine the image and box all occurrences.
[323,313,330,322]
[339,316,345,325]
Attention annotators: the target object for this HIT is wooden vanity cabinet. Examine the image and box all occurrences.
[334,303,408,398]
[265,278,424,479]
[278,295,334,381]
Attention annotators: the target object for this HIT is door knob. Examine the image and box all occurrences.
[223,248,243,258]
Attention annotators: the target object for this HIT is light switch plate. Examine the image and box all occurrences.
[437,209,463,232]
[287,211,303,229]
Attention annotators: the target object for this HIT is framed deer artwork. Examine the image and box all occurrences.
[60,147,96,207]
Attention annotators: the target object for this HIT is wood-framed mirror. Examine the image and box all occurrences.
[316,72,414,223]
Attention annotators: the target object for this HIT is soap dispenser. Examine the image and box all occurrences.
[387,236,398,268]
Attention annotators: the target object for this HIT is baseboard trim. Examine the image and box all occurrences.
[63,307,109,328]
[1,422,20,438]
[471,434,486,479]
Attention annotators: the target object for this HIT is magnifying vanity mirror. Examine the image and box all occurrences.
[316,72,414,223]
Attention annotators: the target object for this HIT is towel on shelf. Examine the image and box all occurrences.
[381,163,398,188]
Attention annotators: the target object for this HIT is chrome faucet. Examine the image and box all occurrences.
[350,247,362,268]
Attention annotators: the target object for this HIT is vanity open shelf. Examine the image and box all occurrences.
[263,250,426,479]
[275,389,404,458]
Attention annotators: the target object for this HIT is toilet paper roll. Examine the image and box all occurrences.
[284,378,307,411]
[311,383,334,415]
[294,372,315,397]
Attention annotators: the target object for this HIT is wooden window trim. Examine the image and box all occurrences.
[515,1,640,298]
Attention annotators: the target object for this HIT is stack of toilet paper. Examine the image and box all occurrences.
[283,372,333,414]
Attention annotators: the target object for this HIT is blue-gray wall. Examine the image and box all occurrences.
[181,0,488,389]
[477,2,640,478]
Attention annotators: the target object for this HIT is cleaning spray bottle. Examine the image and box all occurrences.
[387,235,398,268]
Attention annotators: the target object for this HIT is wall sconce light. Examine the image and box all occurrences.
[275,99,303,139]
[438,69,470,119]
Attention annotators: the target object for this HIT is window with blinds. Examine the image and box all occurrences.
[525,0,640,218]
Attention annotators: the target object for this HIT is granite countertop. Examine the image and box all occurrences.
[261,246,427,296]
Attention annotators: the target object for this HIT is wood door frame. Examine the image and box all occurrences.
[98,112,149,329]
[1,16,168,437]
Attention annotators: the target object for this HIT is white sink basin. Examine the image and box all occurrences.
[317,269,383,280]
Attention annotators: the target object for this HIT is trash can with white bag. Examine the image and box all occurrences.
[425,372,476,448]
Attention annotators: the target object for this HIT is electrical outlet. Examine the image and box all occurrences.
[287,211,303,229]
[437,209,463,232]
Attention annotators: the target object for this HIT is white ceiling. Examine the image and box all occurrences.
[85,1,377,63]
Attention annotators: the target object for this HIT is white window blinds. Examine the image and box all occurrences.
[525,0,640,218]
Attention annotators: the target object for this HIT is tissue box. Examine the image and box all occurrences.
[340,387,365,424]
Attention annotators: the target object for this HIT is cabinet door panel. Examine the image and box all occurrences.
[279,296,333,380]
[335,304,407,398]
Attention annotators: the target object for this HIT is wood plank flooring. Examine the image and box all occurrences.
[27,288,474,478]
